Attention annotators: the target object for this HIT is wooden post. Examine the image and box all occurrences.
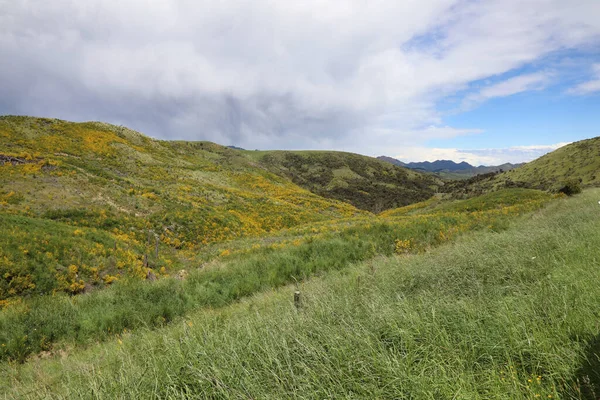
[143,254,148,268]
[294,291,301,309]
[155,236,159,258]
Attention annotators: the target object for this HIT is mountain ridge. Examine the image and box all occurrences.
[377,155,524,179]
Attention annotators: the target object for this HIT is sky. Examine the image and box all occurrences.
[1,0,599,166]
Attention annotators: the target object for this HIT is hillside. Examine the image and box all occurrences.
[445,136,600,196]
[0,186,554,364]
[246,150,442,212]
[4,115,599,399]
[501,137,600,190]
[0,116,369,300]
[3,189,599,399]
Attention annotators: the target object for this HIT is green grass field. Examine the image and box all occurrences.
[0,188,551,363]
[2,189,598,398]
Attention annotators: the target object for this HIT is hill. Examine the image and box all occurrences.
[0,116,369,300]
[500,137,600,190]
[246,150,442,213]
[445,136,600,196]
[377,155,406,167]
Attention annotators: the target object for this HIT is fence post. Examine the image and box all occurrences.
[294,291,301,309]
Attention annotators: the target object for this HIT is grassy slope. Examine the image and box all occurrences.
[0,116,366,300]
[501,137,600,189]
[2,189,599,399]
[0,188,552,363]
[445,136,600,197]
[244,149,442,213]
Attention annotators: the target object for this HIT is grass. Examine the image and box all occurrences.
[0,116,367,300]
[0,188,550,363]
[501,137,600,190]
[2,189,599,398]
[2,114,599,398]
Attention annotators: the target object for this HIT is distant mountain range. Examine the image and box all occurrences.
[377,156,523,179]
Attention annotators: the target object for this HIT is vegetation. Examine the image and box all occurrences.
[0,188,552,362]
[559,179,583,196]
[444,137,600,197]
[2,189,599,398]
[0,116,366,300]
[2,115,599,398]
[247,150,442,212]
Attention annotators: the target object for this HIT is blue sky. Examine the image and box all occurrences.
[435,67,600,145]
[1,0,599,165]
[392,49,600,164]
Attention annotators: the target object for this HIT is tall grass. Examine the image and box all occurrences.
[2,190,599,398]
[0,191,549,363]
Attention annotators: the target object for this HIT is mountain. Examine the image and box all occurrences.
[377,156,523,179]
[406,159,473,171]
[247,150,442,213]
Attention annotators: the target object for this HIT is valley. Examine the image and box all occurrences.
[1,116,600,399]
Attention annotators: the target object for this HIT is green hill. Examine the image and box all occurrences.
[0,116,369,300]
[501,137,600,190]
[444,136,600,197]
[245,150,442,213]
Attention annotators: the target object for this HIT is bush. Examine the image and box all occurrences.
[558,179,582,196]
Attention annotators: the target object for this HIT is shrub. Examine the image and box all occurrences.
[558,179,582,196]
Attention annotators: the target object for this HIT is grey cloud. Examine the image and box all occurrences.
[1,0,599,153]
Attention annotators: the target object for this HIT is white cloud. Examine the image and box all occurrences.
[461,72,551,110]
[568,64,600,95]
[0,0,599,153]
[391,142,570,165]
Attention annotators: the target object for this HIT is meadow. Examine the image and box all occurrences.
[1,188,598,399]
[0,188,552,362]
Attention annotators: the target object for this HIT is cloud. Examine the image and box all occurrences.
[461,72,551,110]
[0,0,599,154]
[567,64,600,95]
[391,142,570,165]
